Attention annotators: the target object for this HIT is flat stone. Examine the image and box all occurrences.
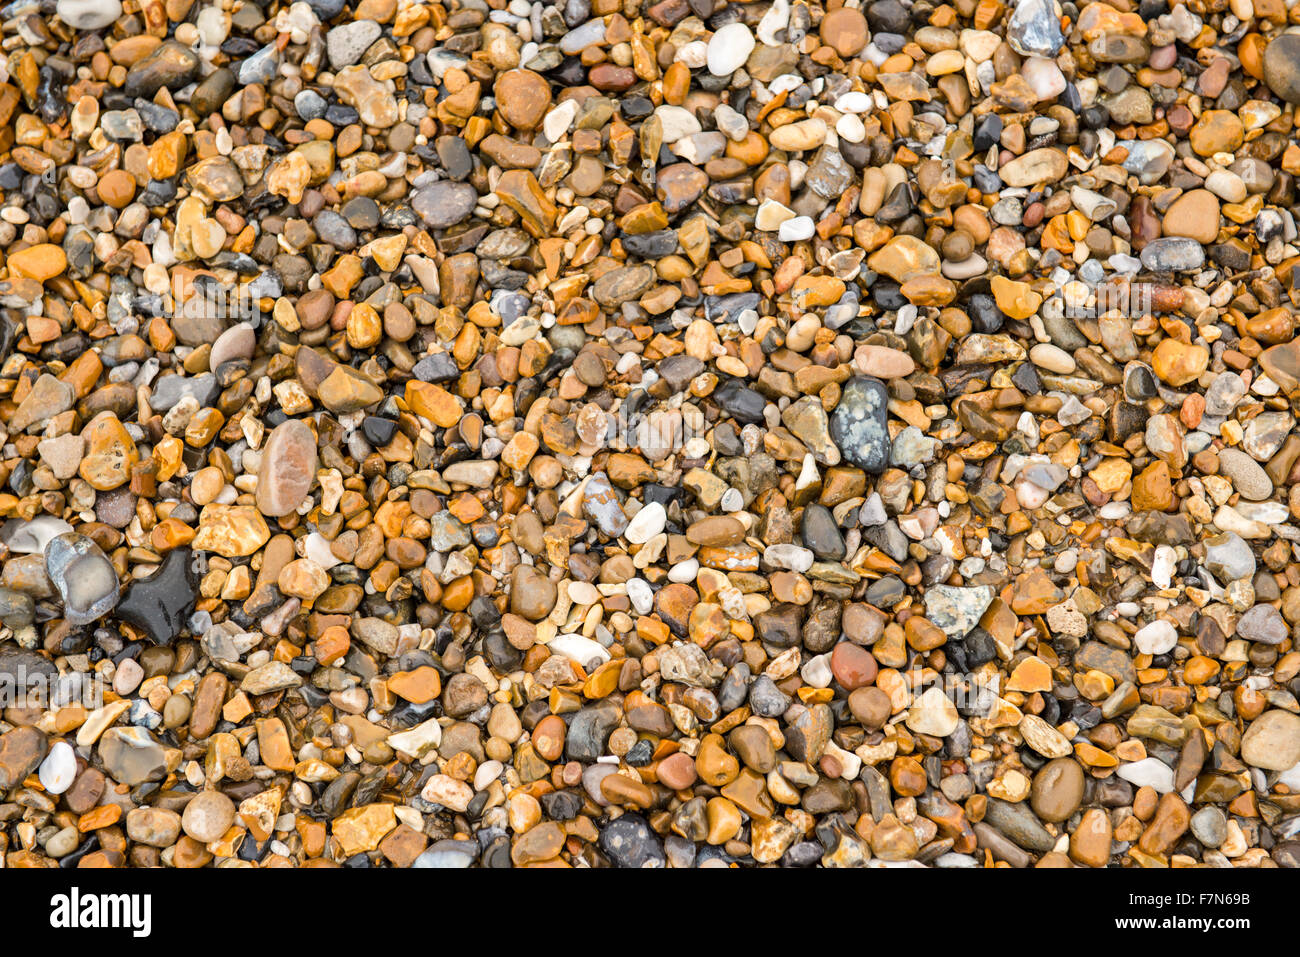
[256,420,318,517]
[830,377,891,473]
[98,727,166,786]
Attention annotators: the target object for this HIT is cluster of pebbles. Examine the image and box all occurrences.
[0,0,1297,869]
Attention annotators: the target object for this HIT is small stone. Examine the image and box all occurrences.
[1216,448,1272,501]
[906,686,959,737]
[182,790,236,843]
[413,182,478,229]
[1030,758,1085,822]
[1264,34,1300,104]
[7,244,67,282]
[1151,338,1209,386]
[57,0,123,29]
[924,585,995,638]
[819,8,868,57]
[1134,619,1177,655]
[115,548,198,645]
[1237,604,1288,646]
[1241,710,1300,770]
[1162,190,1220,245]
[44,533,118,626]
[1007,0,1065,58]
[38,740,76,795]
[98,727,166,786]
[327,20,382,69]
[707,23,755,76]
[256,420,318,517]
[494,70,552,131]
[830,377,891,473]
[0,727,47,789]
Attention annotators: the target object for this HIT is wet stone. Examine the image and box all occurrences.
[115,549,199,645]
[98,727,167,786]
[413,182,478,229]
[256,419,318,517]
[44,533,118,626]
[830,377,891,473]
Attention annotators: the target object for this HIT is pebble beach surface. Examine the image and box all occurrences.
[0,0,1295,869]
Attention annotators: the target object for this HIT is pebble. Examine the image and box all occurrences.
[1117,757,1176,794]
[327,20,382,69]
[1241,711,1300,770]
[37,741,76,795]
[1134,619,1178,655]
[255,420,318,517]
[56,0,122,30]
[43,533,118,626]
[1216,448,1273,501]
[706,23,754,77]
[182,791,237,843]
[830,377,891,473]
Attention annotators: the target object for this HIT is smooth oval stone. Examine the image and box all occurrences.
[38,740,77,795]
[412,182,478,229]
[1140,237,1205,272]
[982,796,1055,851]
[181,790,236,843]
[57,0,122,30]
[124,41,201,98]
[1264,34,1300,105]
[255,419,318,517]
[830,642,878,690]
[1030,757,1085,823]
[707,23,756,76]
[1241,710,1300,770]
[209,322,256,371]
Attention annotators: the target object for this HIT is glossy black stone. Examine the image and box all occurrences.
[599,813,665,868]
[362,415,398,446]
[114,548,199,645]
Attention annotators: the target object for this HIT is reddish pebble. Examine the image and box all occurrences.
[657,752,698,790]
[831,642,878,690]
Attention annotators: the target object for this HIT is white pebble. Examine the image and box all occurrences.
[836,113,866,143]
[706,23,754,76]
[624,502,666,544]
[39,741,76,795]
[777,216,815,242]
[764,543,814,573]
[56,0,122,30]
[626,578,653,615]
[668,559,699,583]
[1134,619,1178,655]
[1150,545,1177,589]
[834,91,872,113]
[1117,757,1176,794]
[547,633,611,669]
